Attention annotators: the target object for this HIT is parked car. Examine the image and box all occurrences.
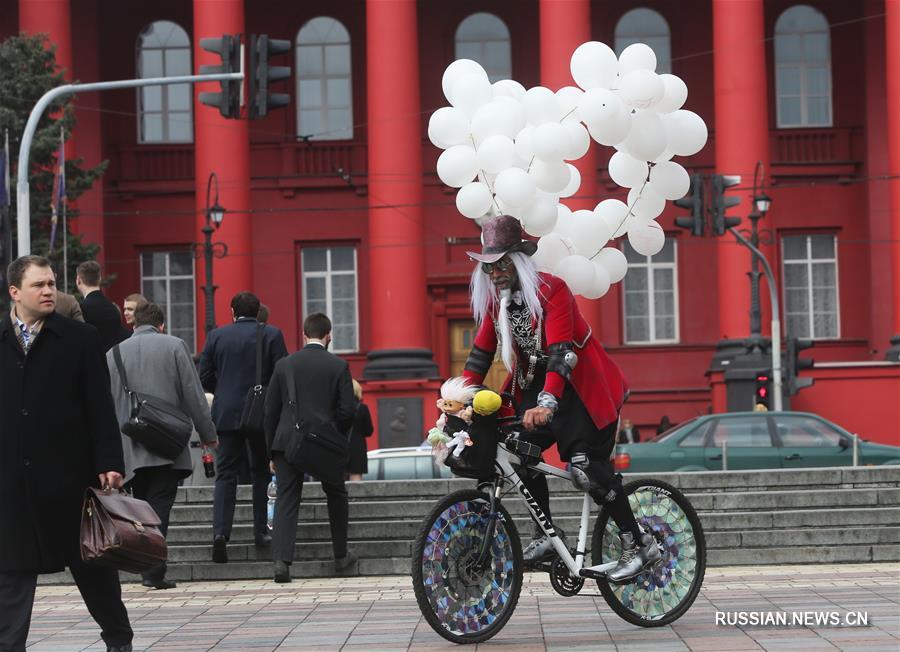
[614,411,900,473]
[363,447,454,481]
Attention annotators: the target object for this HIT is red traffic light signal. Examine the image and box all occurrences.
[754,373,770,409]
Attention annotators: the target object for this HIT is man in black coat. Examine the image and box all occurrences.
[265,312,356,583]
[199,291,288,563]
[0,255,132,651]
[76,260,128,351]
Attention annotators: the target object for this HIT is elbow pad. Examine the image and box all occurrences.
[547,342,578,380]
[464,344,494,377]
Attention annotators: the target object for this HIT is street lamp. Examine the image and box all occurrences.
[744,161,774,348]
[195,172,228,334]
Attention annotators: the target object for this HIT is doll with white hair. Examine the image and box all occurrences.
[428,376,477,462]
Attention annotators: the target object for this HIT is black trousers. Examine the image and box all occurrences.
[127,466,181,582]
[0,558,132,651]
[271,453,349,563]
[213,429,270,539]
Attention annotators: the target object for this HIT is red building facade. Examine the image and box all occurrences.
[5,0,899,448]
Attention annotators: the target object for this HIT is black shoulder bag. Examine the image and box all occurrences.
[112,345,193,460]
[240,323,267,434]
[282,368,349,481]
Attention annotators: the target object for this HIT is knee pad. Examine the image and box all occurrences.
[569,453,592,493]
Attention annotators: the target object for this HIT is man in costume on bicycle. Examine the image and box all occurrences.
[462,214,659,582]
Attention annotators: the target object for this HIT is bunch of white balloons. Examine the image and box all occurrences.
[428,41,708,299]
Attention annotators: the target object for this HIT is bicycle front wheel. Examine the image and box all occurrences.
[412,489,523,644]
[592,479,706,627]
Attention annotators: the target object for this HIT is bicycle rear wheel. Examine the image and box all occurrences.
[412,489,523,644]
[592,479,706,627]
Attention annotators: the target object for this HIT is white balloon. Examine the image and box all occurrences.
[450,73,493,116]
[577,88,624,125]
[471,102,512,143]
[619,69,665,110]
[554,204,575,238]
[560,165,581,198]
[476,134,515,174]
[437,145,478,188]
[586,109,632,146]
[492,79,526,100]
[582,262,612,299]
[562,121,590,160]
[654,148,675,163]
[649,160,690,200]
[492,96,527,136]
[495,197,523,219]
[618,43,657,75]
[608,151,650,188]
[521,197,559,237]
[442,59,489,103]
[556,86,584,121]
[595,247,628,283]
[532,122,571,161]
[529,159,571,193]
[514,125,535,161]
[554,255,596,295]
[569,211,612,258]
[594,199,630,238]
[523,86,561,126]
[619,111,667,161]
[428,107,470,149]
[663,110,708,156]
[533,233,575,272]
[627,185,666,220]
[628,220,666,256]
[570,41,619,90]
[494,167,536,207]
[653,74,688,114]
[456,182,494,219]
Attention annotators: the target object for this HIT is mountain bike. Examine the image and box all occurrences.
[411,418,706,644]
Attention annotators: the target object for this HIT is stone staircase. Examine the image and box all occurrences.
[42,466,899,584]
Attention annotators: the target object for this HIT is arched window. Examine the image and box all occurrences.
[614,8,671,74]
[774,5,832,127]
[455,13,511,82]
[136,21,192,143]
[296,17,353,140]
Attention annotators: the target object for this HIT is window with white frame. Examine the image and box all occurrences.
[622,238,679,344]
[782,234,839,339]
[615,8,671,74]
[296,17,353,140]
[774,5,832,127]
[455,13,511,82]
[301,246,358,352]
[136,21,193,143]
[140,251,196,350]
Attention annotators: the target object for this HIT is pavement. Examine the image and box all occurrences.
[27,563,900,651]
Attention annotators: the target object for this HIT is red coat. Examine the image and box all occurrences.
[463,273,628,430]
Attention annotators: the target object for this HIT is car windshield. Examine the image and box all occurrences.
[649,417,700,443]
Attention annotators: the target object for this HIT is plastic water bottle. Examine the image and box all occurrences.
[266,476,277,531]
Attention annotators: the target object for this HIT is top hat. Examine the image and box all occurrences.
[466,215,538,264]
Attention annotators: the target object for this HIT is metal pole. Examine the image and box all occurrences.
[722,439,728,471]
[62,200,68,293]
[852,434,859,467]
[16,72,243,256]
[203,223,216,334]
[729,227,783,411]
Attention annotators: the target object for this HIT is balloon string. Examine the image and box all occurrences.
[589,170,650,261]
[472,134,503,217]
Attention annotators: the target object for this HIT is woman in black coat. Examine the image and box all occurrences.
[347,379,374,481]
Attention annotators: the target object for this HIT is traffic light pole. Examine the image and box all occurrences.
[15,72,243,257]
[728,227,783,411]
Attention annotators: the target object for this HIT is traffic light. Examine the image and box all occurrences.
[674,174,705,236]
[786,337,815,396]
[711,174,742,236]
[248,34,291,119]
[754,372,771,410]
[199,35,241,119]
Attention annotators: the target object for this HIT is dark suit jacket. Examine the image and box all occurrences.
[198,317,288,431]
[81,290,127,351]
[264,343,356,460]
[0,312,124,572]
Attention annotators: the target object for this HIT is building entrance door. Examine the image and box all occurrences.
[449,320,507,392]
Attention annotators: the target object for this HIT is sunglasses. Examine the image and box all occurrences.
[481,257,514,274]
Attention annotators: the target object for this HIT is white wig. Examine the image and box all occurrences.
[440,376,479,403]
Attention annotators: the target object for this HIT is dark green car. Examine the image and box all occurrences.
[615,411,900,473]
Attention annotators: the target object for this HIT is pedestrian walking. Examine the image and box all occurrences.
[0,255,133,652]
[56,290,83,321]
[616,418,641,444]
[75,260,128,350]
[346,379,374,482]
[199,291,288,563]
[107,302,218,589]
[266,313,357,583]
[122,293,148,331]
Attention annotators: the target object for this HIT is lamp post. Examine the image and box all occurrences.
[196,172,228,334]
[744,161,774,351]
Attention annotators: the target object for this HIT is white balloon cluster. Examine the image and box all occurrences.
[429,42,708,299]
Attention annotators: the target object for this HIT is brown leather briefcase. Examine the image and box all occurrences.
[80,487,168,574]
